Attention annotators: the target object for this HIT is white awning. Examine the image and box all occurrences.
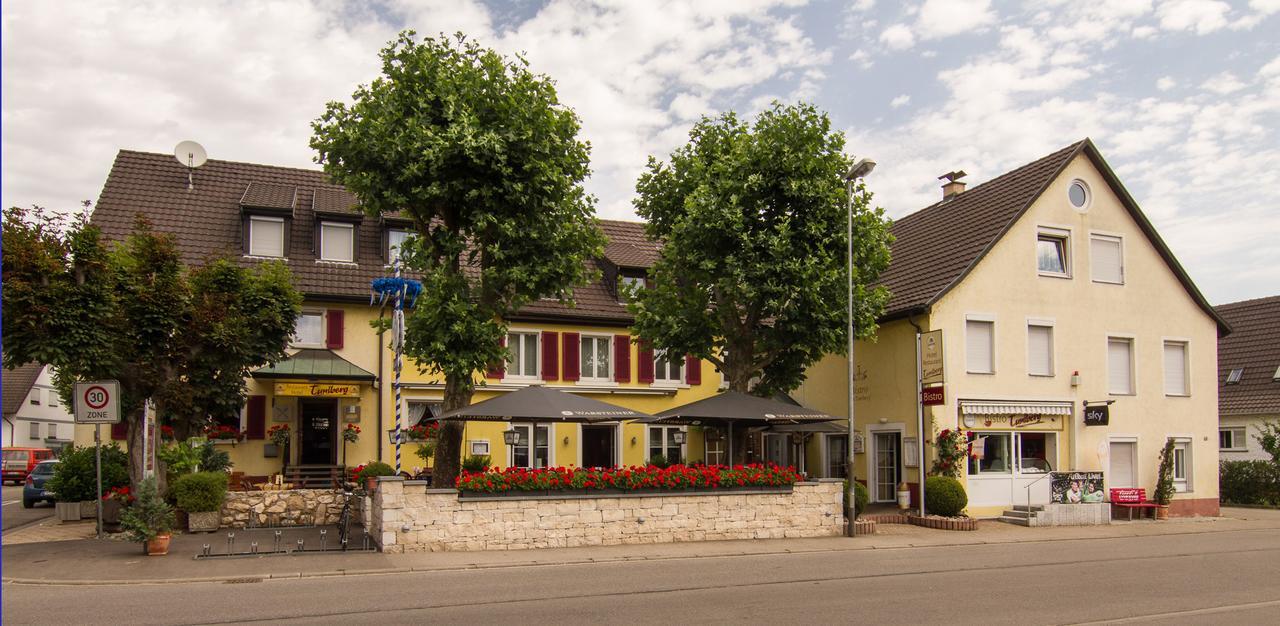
[960,401,1073,416]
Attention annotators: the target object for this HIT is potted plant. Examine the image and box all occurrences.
[268,424,291,470]
[101,485,134,532]
[1154,438,1177,520]
[354,461,396,491]
[172,471,228,532]
[407,423,438,467]
[121,477,176,556]
[341,423,360,464]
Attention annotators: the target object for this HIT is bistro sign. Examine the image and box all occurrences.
[273,383,361,398]
[969,414,1064,431]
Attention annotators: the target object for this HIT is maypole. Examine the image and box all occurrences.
[372,260,422,474]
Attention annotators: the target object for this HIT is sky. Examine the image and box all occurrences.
[3,0,1278,305]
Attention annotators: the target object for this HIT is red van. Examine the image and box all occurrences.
[2,447,57,485]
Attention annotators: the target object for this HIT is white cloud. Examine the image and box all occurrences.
[1156,0,1232,34]
[850,48,874,69]
[1156,76,1177,91]
[880,23,916,50]
[916,0,997,39]
[890,94,911,108]
[1202,71,1247,94]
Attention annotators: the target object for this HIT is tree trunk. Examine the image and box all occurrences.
[432,373,474,488]
[125,406,147,488]
[724,357,753,466]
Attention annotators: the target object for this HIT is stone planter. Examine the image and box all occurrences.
[56,501,82,522]
[187,510,220,533]
[102,499,123,532]
[79,500,98,519]
[907,514,978,531]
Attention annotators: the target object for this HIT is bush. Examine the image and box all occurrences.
[355,461,396,482]
[1220,460,1280,505]
[46,444,130,503]
[1154,439,1176,505]
[925,475,967,517]
[461,455,491,473]
[171,471,229,513]
[647,454,671,469]
[200,444,232,473]
[842,480,871,519]
[121,477,175,542]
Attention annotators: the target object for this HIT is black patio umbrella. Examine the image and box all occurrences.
[428,385,651,423]
[637,390,836,463]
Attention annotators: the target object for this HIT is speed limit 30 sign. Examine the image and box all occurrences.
[74,380,121,424]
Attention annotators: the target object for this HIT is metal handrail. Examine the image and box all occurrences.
[1024,470,1054,512]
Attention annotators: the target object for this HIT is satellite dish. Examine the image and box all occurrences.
[174,141,207,190]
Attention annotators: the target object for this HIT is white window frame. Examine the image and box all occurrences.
[29,421,40,439]
[506,424,553,469]
[47,423,57,440]
[1067,179,1092,212]
[29,394,39,406]
[652,349,685,385]
[248,216,285,258]
[469,440,491,457]
[504,330,541,381]
[703,426,727,466]
[387,229,411,264]
[578,334,613,382]
[967,431,1014,476]
[1219,427,1247,452]
[292,310,326,348]
[46,390,58,407]
[318,221,355,263]
[1036,226,1072,278]
[1107,335,1136,396]
[1163,339,1190,397]
[1170,437,1192,493]
[1108,436,1139,488]
[965,314,996,375]
[645,424,687,464]
[1026,319,1055,377]
[1089,232,1125,285]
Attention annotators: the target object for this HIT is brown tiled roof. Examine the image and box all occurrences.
[240,181,297,212]
[878,139,1228,335]
[91,150,644,323]
[601,221,661,268]
[3,361,43,417]
[1216,295,1280,415]
[311,188,359,215]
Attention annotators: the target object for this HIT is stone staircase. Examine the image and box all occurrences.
[998,504,1044,527]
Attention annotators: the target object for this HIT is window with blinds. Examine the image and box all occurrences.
[1027,324,1054,376]
[966,319,995,374]
[1090,234,1124,284]
[319,222,354,263]
[1108,337,1134,395]
[249,216,285,258]
[1109,440,1136,487]
[1163,341,1189,396]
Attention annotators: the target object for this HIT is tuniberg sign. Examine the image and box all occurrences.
[919,330,944,385]
[274,383,361,398]
[920,386,945,406]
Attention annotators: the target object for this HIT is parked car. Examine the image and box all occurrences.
[23,459,59,508]
[3,447,56,485]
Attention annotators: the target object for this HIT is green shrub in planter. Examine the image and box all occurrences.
[843,480,870,519]
[172,472,229,513]
[925,475,967,517]
[460,455,491,473]
[121,477,175,543]
[46,444,129,503]
[356,461,396,482]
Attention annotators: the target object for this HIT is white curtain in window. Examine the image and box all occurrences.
[966,320,994,373]
[1108,338,1133,394]
[1027,325,1053,376]
[1164,342,1188,395]
[1091,236,1123,283]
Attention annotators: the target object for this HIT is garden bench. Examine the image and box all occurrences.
[1110,488,1158,520]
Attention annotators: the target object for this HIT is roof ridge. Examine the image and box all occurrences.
[117,149,330,177]
[1215,294,1280,310]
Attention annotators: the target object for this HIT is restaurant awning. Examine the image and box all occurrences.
[638,390,836,425]
[959,400,1074,416]
[427,385,652,423]
[250,349,376,381]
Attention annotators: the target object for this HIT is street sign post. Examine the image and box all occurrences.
[74,380,120,540]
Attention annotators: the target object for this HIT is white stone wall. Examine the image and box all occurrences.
[221,488,344,528]
[1032,503,1111,526]
[373,477,844,553]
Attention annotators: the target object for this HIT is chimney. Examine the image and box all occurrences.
[939,170,967,200]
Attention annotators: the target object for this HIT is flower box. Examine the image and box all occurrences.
[455,463,801,496]
[55,501,81,522]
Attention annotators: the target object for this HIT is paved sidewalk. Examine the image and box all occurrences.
[4,507,1277,586]
[2,518,97,545]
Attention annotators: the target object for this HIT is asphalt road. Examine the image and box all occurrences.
[5,526,1279,625]
[1,485,53,531]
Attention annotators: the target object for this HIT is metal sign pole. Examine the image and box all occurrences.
[95,424,104,539]
[916,332,926,518]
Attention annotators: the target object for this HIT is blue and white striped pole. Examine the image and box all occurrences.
[393,258,404,474]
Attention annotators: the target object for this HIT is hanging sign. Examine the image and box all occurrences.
[273,383,361,397]
[1083,404,1110,426]
[74,381,121,424]
[919,330,944,385]
[921,386,945,406]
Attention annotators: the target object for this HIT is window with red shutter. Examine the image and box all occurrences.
[613,334,631,382]
[325,309,344,350]
[637,340,655,383]
[110,420,128,440]
[541,331,560,381]
[245,395,267,440]
[562,332,581,381]
[486,335,506,379]
[685,355,702,385]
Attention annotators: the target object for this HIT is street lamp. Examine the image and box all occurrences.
[503,429,524,446]
[845,157,876,537]
[672,431,686,445]
[387,429,405,445]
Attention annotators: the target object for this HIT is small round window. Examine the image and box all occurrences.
[1068,180,1090,211]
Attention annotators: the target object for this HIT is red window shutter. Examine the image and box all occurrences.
[245,395,267,440]
[541,331,560,381]
[637,340,655,384]
[325,309,344,350]
[613,335,631,382]
[685,355,702,385]
[486,335,506,379]
[110,421,128,440]
[562,332,581,382]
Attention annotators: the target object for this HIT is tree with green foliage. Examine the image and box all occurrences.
[311,31,605,487]
[628,102,893,398]
[2,206,301,486]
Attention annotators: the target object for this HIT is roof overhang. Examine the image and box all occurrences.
[251,349,376,382]
[960,400,1074,416]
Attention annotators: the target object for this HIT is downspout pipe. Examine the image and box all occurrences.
[376,326,385,465]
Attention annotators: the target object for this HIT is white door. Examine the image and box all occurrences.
[1109,441,1136,488]
[873,432,901,502]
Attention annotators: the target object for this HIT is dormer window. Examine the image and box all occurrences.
[319,221,355,263]
[248,216,285,258]
[617,273,646,302]
[387,229,411,264]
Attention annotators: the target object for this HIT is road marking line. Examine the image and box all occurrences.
[1070,598,1280,624]
[2,500,20,506]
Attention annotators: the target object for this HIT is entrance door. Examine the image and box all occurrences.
[764,434,789,467]
[873,432,901,502]
[581,425,616,468]
[299,400,337,465]
[827,435,848,479]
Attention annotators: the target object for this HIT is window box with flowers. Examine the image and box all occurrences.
[204,424,246,445]
[405,423,440,467]
[455,463,802,498]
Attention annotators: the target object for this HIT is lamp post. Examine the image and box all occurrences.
[503,429,524,447]
[845,157,876,537]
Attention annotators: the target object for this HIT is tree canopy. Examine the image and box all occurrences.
[311,32,605,486]
[2,205,301,484]
[628,102,892,397]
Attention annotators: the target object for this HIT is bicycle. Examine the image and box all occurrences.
[335,480,365,550]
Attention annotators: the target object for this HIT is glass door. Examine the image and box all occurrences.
[764,434,789,467]
[873,432,901,502]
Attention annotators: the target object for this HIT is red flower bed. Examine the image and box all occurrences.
[456,464,802,494]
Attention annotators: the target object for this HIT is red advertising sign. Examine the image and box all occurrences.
[921,386,945,406]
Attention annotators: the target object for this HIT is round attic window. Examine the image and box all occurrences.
[1068,180,1090,212]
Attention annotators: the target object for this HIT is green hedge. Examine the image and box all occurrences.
[925,475,967,517]
[171,471,229,512]
[1220,460,1280,506]
[45,444,130,502]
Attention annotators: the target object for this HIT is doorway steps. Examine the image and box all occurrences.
[997,505,1044,527]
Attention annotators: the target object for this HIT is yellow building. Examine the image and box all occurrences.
[795,139,1227,518]
[76,150,723,482]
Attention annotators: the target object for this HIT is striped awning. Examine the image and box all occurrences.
[959,401,1073,416]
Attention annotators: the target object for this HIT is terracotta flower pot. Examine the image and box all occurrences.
[1155,505,1170,520]
[365,476,379,492]
[146,533,172,556]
